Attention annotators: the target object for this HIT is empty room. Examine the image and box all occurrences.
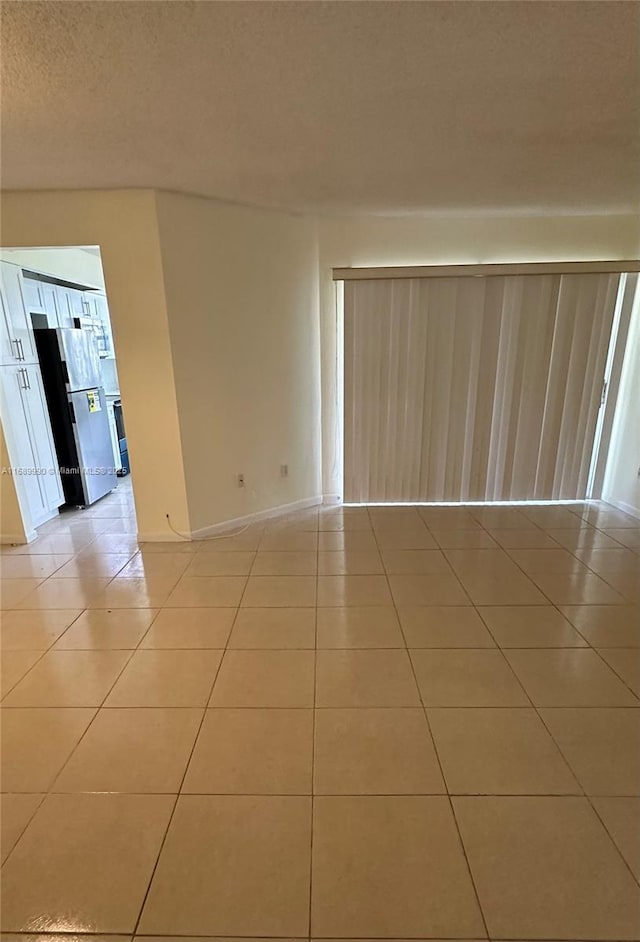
[0,1,639,940]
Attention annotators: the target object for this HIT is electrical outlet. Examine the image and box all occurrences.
[237,473,245,487]
[280,464,289,477]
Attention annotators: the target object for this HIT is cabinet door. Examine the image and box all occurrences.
[0,271,20,365]
[53,286,75,328]
[0,366,63,527]
[0,367,43,525]
[67,288,88,318]
[0,263,38,364]
[87,293,114,357]
[40,283,60,327]
[21,277,45,314]
[20,364,64,512]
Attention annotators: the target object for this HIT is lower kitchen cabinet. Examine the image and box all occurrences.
[0,362,64,528]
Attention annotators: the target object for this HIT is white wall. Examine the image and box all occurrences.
[0,247,105,289]
[0,190,191,540]
[318,213,640,497]
[155,192,322,533]
[603,284,640,518]
[2,193,636,539]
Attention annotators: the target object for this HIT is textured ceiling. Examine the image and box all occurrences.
[1,1,639,215]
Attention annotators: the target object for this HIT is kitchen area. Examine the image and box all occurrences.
[0,246,130,542]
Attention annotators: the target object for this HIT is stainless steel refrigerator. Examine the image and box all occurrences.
[34,328,118,507]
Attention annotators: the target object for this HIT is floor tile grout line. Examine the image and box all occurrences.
[44,606,165,797]
[470,531,640,883]
[6,936,640,942]
[367,507,492,941]
[203,550,257,709]
[10,642,634,652]
[10,788,638,797]
[0,616,80,701]
[436,544,558,722]
[586,647,640,701]
[585,792,640,889]
[3,935,638,941]
[4,597,637,609]
[535,509,640,592]
[2,702,638,710]
[376,510,640,927]
[468,549,639,806]
[129,569,241,937]
[308,523,319,936]
[128,793,179,937]
[0,624,144,868]
[473,539,640,705]
[0,790,47,867]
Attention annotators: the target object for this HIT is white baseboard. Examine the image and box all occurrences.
[601,497,640,521]
[137,531,190,543]
[189,495,323,540]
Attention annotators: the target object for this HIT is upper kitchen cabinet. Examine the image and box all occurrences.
[21,275,47,314]
[51,286,81,328]
[67,287,89,318]
[0,262,38,364]
[17,273,79,330]
[40,282,61,324]
[84,291,114,357]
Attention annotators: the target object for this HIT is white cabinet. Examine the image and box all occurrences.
[83,292,114,357]
[0,262,38,364]
[21,276,46,315]
[20,365,64,513]
[0,271,19,365]
[0,363,64,527]
[21,278,89,330]
[67,288,88,319]
[40,283,61,326]
[20,276,63,327]
[50,286,76,328]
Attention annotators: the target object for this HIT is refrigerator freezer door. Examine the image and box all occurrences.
[57,328,102,391]
[68,387,117,505]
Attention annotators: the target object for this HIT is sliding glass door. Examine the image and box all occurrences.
[343,272,626,503]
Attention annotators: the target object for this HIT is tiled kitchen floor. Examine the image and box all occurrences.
[1,481,640,939]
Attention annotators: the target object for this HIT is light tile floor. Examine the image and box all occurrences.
[1,480,640,939]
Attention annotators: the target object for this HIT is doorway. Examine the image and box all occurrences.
[0,245,135,543]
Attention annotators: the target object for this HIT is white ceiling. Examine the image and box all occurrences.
[2,1,638,215]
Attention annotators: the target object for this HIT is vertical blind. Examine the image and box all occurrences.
[343,273,621,502]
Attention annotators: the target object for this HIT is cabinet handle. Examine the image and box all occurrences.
[18,368,27,390]
[23,368,31,389]
[12,338,21,360]
[17,338,25,361]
